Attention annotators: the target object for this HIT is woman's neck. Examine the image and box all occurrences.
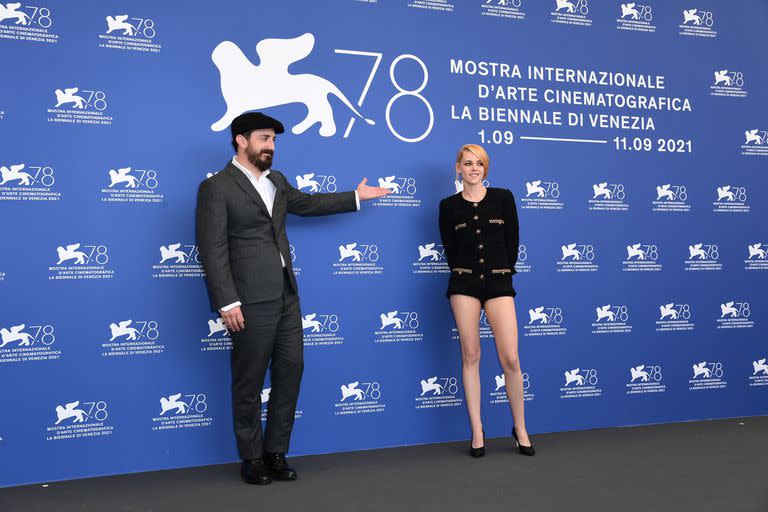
[461,182,486,201]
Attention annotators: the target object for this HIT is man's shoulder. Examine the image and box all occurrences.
[201,163,235,187]
[197,167,233,201]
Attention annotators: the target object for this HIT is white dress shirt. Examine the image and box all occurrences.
[220,156,360,312]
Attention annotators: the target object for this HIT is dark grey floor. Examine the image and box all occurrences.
[2,417,766,512]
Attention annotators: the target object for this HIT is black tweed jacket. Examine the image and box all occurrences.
[438,187,520,283]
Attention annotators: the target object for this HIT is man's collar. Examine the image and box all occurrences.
[231,155,270,180]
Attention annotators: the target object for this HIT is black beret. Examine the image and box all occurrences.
[230,112,285,139]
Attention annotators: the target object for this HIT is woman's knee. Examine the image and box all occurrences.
[501,353,520,373]
[461,345,481,366]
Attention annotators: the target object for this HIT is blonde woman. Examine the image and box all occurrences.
[438,144,534,457]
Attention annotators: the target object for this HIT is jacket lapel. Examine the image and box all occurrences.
[266,171,286,222]
[225,163,269,217]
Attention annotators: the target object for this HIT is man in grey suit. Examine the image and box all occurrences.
[196,112,388,485]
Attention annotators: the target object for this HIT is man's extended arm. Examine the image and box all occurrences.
[282,175,358,216]
[280,173,389,215]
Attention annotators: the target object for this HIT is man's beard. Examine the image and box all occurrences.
[247,148,273,171]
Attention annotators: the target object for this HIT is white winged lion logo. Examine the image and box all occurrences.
[211,33,375,136]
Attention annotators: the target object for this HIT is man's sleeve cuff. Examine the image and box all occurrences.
[220,301,242,313]
[354,190,360,211]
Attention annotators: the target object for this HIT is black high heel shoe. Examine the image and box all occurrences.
[469,429,485,458]
[512,426,535,456]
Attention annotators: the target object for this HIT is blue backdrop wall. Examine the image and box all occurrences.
[1,0,767,487]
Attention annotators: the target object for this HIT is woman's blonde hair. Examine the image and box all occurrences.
[455,144,489,179]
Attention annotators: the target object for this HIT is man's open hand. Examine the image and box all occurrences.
[356,177,391,201]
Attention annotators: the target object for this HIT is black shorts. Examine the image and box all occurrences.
[445,274,516,305]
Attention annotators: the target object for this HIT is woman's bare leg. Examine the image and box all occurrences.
[449,294,484,448]
[484,296,531,446]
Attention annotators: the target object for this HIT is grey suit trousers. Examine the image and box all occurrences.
[230,269,303,460]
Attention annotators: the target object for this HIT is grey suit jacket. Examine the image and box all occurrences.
[195,162,357,310]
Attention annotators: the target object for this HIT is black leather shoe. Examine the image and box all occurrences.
[512,426,535,456]
[264,453,298,480]
[469,429,485,458]
[240,459,272,485]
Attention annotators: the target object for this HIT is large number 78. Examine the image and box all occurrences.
[333,50,433,143]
